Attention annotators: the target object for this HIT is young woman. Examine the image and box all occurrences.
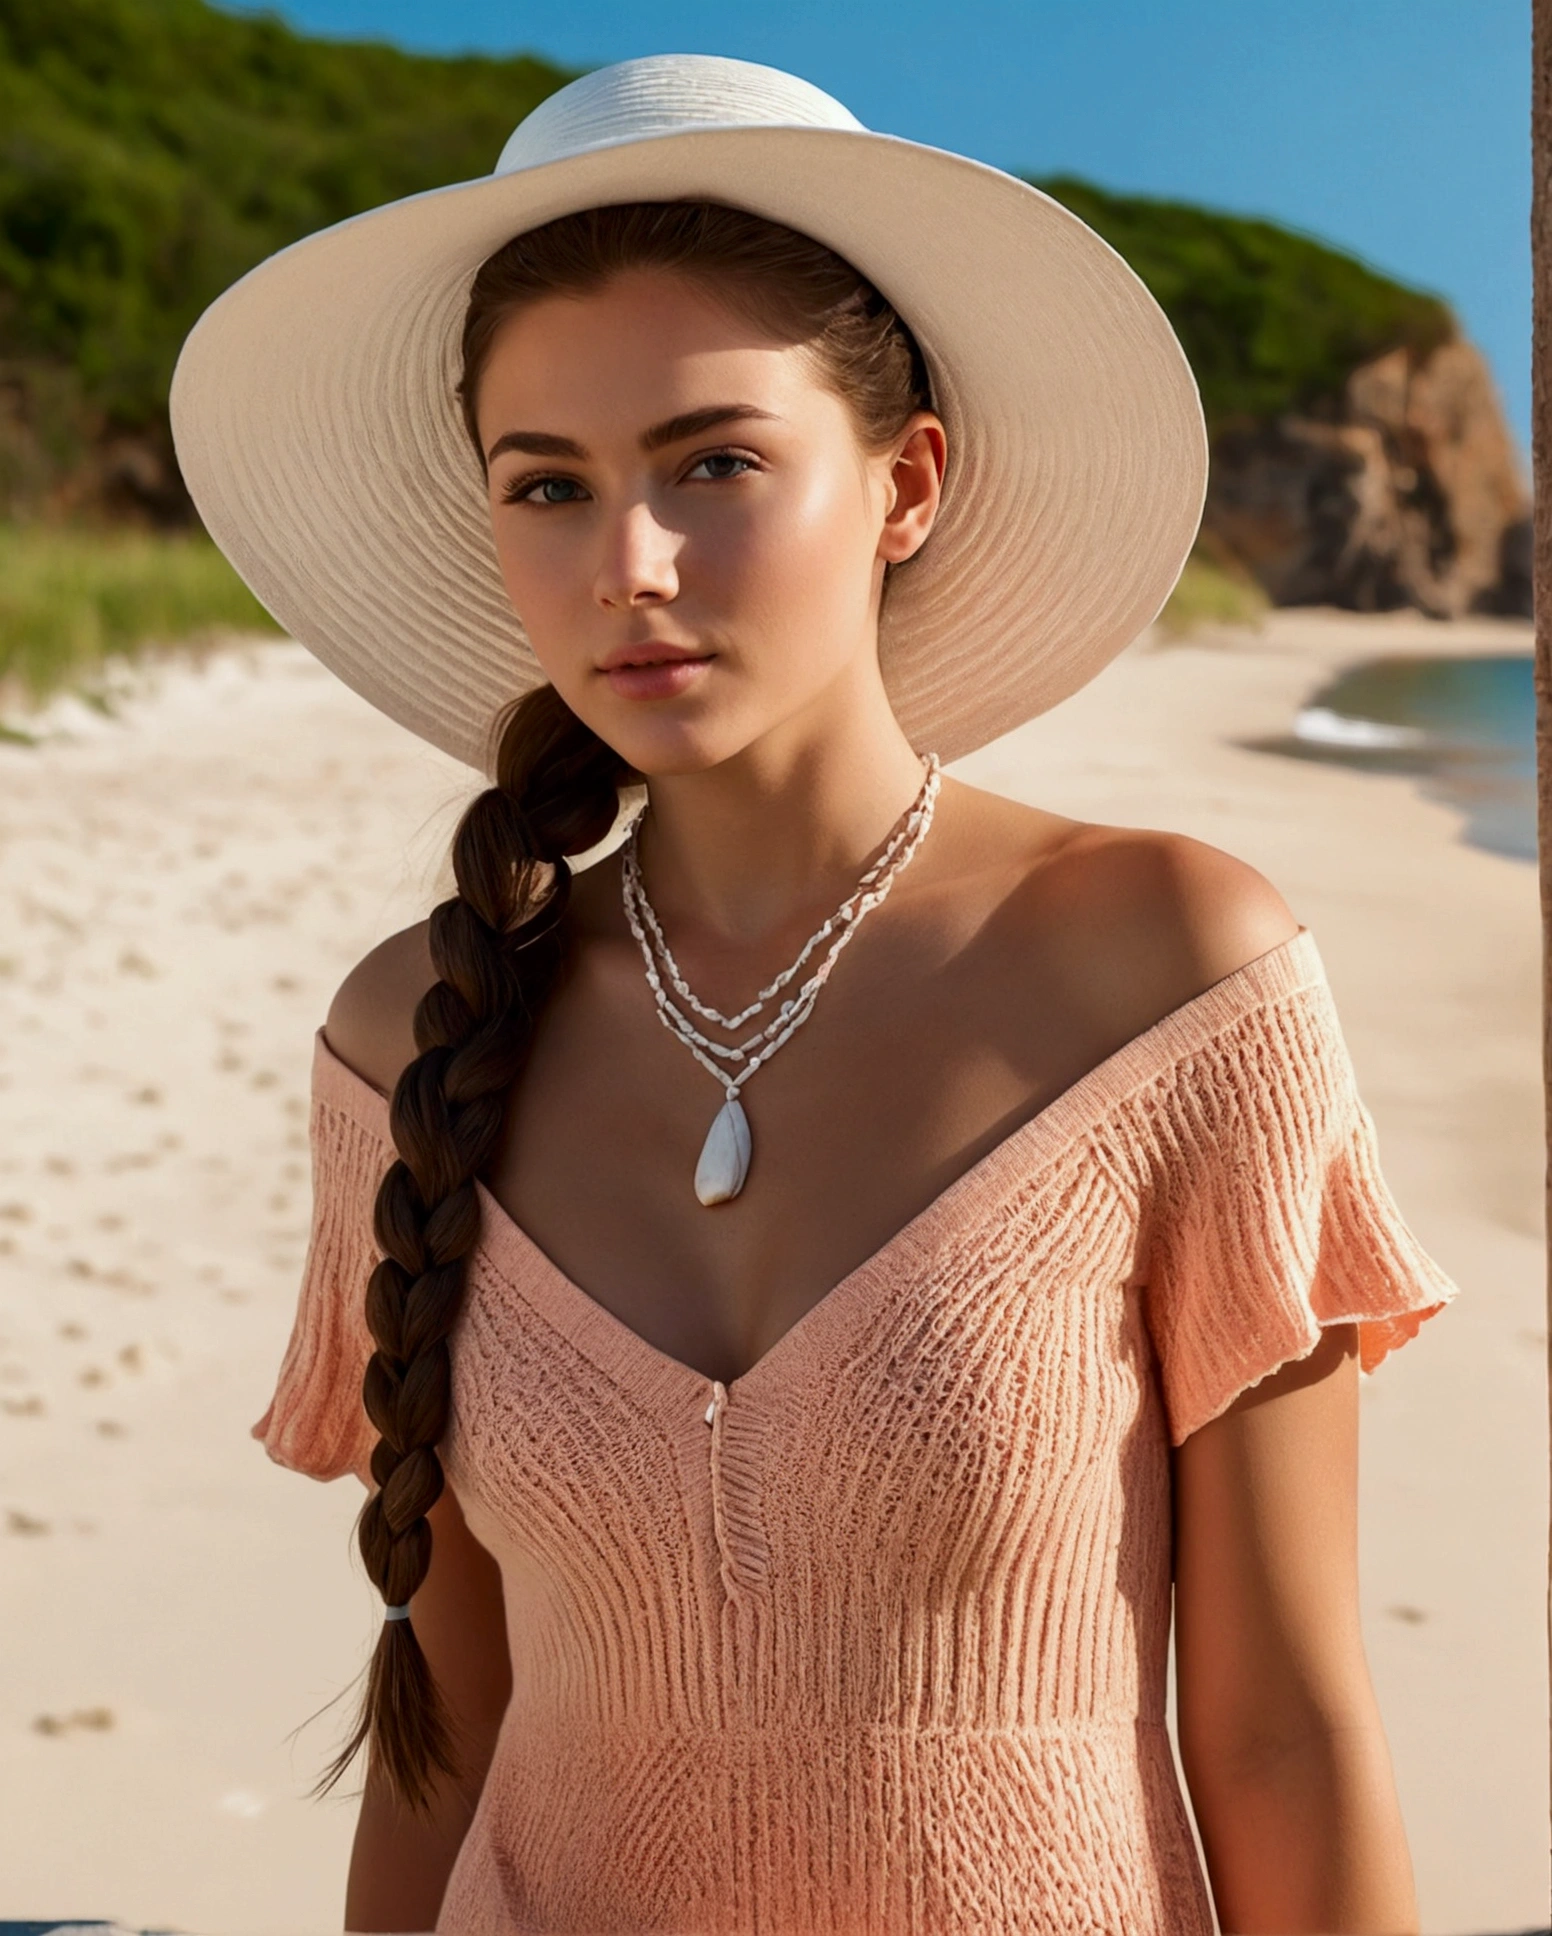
[173,54,1458,1936]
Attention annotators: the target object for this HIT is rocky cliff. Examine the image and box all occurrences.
[1038,177,1531,620]
[1201,339,1531,617]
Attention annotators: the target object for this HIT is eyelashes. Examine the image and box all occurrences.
[499,448,759,506]
[502,473,585,506]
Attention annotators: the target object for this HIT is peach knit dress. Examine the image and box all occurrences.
[255,925,1458,1934]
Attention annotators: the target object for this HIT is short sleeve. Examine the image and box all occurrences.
[251,1030,392,1486]
[1142,972,1460,1446]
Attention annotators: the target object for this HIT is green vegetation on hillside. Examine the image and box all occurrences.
[0,0,574,500]
[1030,176,1454,426]
[0,0,1457,469]
[0,0,1460,681]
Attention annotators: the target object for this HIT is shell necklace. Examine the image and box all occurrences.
[620,754,942,1205]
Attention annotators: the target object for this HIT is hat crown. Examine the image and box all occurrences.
[494,54,866,177]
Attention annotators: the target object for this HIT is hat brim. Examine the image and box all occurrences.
[170,124,1207,776]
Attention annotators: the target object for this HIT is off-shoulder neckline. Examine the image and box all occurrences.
[309,924,1327,1404]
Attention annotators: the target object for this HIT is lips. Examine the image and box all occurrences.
[599,644,713,701]
[596,637,714,702]
[598,640,709,672]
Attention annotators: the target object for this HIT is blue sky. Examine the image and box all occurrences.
[223,0,1532,464]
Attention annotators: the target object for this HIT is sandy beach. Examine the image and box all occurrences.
[0,608,1543,1935]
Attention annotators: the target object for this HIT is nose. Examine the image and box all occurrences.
[594,499,680,609]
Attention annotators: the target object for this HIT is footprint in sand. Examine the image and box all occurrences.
[99,1266,153,1295]
[32,1705,115,1736]
[7,1508,50,1534]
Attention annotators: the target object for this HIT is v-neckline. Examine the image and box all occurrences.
[312,925,1323,1407]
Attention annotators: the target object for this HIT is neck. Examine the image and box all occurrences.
[630,707,931,953]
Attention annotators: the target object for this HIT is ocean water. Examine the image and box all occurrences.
[1236,653,1536,865]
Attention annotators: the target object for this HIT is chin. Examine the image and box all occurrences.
[558,680,766,780]
[600,717,754,779]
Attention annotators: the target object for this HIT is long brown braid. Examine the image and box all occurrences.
[322,198,933,1813]
[317,686,628,1810]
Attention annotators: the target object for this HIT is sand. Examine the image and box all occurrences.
[0,609,1543,1936]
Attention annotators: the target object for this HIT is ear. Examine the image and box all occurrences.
[878,412,947,566]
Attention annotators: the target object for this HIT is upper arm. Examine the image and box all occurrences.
[412,1482,513,1778]
[324,919,437,1098]
[1171,1321,1379,1773]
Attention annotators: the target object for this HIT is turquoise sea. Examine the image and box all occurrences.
[1238,654,1536,865]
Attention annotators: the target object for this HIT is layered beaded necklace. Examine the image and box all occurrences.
[620,754,942,1205]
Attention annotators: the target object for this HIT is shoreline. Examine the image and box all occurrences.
[0,609,1543,1934]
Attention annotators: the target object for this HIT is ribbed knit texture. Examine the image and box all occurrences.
[253,925,1458,1933]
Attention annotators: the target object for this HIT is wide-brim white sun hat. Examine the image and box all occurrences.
[170,52,1208,778]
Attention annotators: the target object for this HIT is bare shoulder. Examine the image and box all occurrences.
[322,919,437,1098]
[1047,822,1303,1023]
[969,796,1304,1049]
[933,781,1302,1060]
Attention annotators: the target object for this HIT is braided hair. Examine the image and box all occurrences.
[320,199,933,1813]
[317,688,628,1810]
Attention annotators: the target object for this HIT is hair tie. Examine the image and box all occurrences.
[384,1603,412,1622]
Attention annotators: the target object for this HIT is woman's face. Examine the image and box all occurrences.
[472,268,944,776]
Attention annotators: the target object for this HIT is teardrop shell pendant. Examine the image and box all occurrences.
[695,1095,751,1205]
[621,752,942,1208]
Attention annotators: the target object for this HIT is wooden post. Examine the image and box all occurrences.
[1534,0,1552,1870]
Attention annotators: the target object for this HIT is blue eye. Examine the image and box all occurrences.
[689,452,755,480]
[504,474,586,506]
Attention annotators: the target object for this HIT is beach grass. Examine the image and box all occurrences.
[1157,552,1270,638]
[0,522,282,705]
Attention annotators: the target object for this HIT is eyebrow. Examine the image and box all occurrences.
[484,404,784,466]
